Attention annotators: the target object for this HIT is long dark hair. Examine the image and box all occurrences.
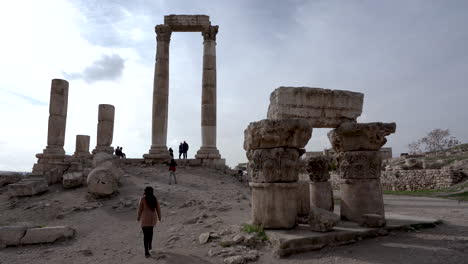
[144,186,157,211]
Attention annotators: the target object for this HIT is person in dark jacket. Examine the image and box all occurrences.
[168,148,174,158]
[168,159,177,184]
[182,141,189,159]
[178,143,183,159]
[137,186,161,257]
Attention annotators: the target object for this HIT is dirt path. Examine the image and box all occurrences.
[1,166,467,264]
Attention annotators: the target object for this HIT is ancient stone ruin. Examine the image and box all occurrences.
[244,86,396,230]
[143,15,222,163]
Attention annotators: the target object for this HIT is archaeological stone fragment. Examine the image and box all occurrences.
[246,148,303,183]
[308,207,340,232]
[337,151,382,179]
[243,119,312,150]
[328,122,396,152]
[309,181,334,212]
[340,178,385,222]
[304,156,332,182]
[267,87,363,128]
[249,182,298,229]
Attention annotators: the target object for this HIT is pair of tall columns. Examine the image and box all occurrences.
[144,25,221,161]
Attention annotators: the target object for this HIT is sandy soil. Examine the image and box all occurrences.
[1,166,467,264]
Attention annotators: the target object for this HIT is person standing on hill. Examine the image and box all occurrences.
[178,142,183,159]
[168,158,177,185]
[182,141,189,159]
[137,186,161,258]
[168,147,174,158]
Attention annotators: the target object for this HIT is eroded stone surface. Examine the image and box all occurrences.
[340,178,385,222]
[304,156,332,182]
[0,226,27,246]
[244,119,312,150]
[249,182,298,229]
[164,15,211,32]
[308,207,339,232]
[0,172,22,186]
[358,214,386,228]
[247,148,303,183]
[328,122,396,152]
[62,172,83,189]
[337,151,382,179]
[21,226,75,245]
[297,181,310,216]
[8,179,48,197]
[267,87,363,128]
[309,182,334,212]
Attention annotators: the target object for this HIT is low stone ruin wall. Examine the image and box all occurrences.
[380,169,466,191]
[329,169,466,191]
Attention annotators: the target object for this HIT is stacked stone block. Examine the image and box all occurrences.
[328,122,396,226]
[32,79,70,182]
[304,156,334,212]
[92,104,115,154]
[244,119,312,229]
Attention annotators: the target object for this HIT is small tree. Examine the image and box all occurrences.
[408,140,422,154]
[419,129,460,152]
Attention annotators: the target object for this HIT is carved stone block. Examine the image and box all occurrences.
[340,178,385,222]
[244,119,312,150]
[247,148,303,183]
[328,122,396,152]
[267,87,363,128]
[309,181,334,212]
[249,182,298,229]
[337,151,382,179]
[304,156,332,182]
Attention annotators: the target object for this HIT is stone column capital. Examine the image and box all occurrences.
[155,24,172,42]
[202,25,219,41]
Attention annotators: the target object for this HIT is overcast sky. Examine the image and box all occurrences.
[1,0,467,171]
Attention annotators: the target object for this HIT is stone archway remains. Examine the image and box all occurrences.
[143,15,222,163]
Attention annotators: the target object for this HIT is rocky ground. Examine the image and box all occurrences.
[1,166,467,264]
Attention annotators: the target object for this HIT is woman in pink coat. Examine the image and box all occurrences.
[137,186,161,257]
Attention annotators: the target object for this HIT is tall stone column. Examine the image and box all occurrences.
[44,79,69,155]
[196,25,221,159]
[32,79,70,178]
[92,104,115,154]
[144,24,172,161]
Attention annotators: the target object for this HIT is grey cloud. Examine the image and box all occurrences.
[63,54,125,83]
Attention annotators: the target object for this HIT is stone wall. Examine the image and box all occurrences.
[329,169,467,191]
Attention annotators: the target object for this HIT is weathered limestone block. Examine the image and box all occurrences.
[8,179,48,197]
[337,151,382,179]
[46,115,67,149]
[21,226,75,245]
[358,214,386,228]
[74,135,91,157]
[49,79,69,116]
[308,207,340,232]
[0,226,27,246]
[62,172,83,189]
[340,179,385,222]
[87,168,119,196]
[0,172,22,186]
[267,87,364,128]
[297,181,310,216]
[164,15,211,31]
[93,104,115,154]
[249,182,298,229]
[87,154,123,196]
[304,156,332,182]
[309,182,334,212]
[244,119,312,150]
[247,148,303,183]
[328,122,396,152]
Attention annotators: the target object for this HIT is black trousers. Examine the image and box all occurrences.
[142,226,154,253]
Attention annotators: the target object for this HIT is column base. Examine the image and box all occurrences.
[32,152,71,185]
[143,146,171,163]
[195,146,221,159]
[92,146,114,155]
